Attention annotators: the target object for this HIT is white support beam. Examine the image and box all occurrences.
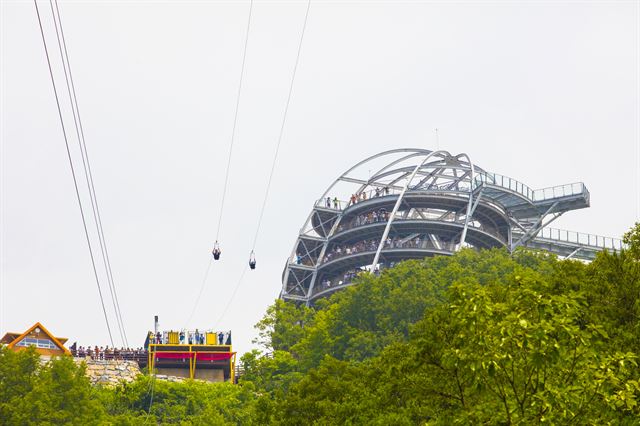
[371,150,451,268]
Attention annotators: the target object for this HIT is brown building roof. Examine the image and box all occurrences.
[1,322,70,356]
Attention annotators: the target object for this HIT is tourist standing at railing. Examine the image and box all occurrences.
[325,197,331,208]
[333,197,339,209]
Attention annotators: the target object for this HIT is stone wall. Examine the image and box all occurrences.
[75,358,141,386]
[75,358,201,386]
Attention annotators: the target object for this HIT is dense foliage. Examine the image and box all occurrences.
[2,223,639,424]
[0,346,101,425]
[0,346,259,425]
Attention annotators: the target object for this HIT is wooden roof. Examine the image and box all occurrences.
[1,322,70,355]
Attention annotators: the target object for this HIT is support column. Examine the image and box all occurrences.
[457,154,476,250]
[371,150,448,268]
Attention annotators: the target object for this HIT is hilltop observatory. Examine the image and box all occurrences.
[281,149,623,305]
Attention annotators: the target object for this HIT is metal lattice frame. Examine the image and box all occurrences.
[281,148,608,305]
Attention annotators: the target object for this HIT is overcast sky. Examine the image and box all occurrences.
[1,0,639,356]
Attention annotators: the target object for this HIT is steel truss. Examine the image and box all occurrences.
[281,149,623,305]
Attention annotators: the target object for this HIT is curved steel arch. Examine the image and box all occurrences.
[317,148,434,201]
[281,147,592,304]
[370,150,453,268]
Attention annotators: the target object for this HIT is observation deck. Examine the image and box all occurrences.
[281,149,624,305]
[141,330,236,383]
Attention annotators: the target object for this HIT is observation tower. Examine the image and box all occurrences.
[281,149,624,305]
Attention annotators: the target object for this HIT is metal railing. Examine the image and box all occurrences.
[474,172,534,199]
[317,173,589,214]
[315,183,470,211]
[322,237,455,264]
[532,183,588,202]
[71,349,147,362]
[315,188,398,210]
[532,227,625,250]
[332,211,503,243]
[473,172,588,203]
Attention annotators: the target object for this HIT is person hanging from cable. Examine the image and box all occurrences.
[249,251,256,270]
[212,241,221,260]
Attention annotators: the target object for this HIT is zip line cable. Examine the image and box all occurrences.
[146,371,158,417]
[215,0,254,245]
[250,0,311,251]
[49,0,128,347]
[184,0,254,327]
[184,258,213,328]
[215,0,312,326]
[33,0,114,347]
[214,266,248,328]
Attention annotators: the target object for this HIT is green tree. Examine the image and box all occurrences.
[270,245,640,425]
[254,299,315,352]
[0,346,104,425]
[97,374,259,424]
[623,222,640,259]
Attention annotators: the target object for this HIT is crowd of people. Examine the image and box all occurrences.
[148,330,232,346]
[322,235,438,263]
[322,186,393,210]
[68,330,233,360]
[347,187,391,206]
[70,345,146,361]
[323,239,379,263]
[315,261,402,293]
[336,208,392,233]
[316,268,366,292]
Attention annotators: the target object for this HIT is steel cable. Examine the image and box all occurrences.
[215,0,254,244]
[184,258,213,328]
[250,0,311,251]
[49,0,128,348]
[214,266,248,328]
[33,0,114,347]
[216,0,311,326]
[185,0,254,327]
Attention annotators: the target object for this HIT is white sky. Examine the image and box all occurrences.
[1,0,639,356]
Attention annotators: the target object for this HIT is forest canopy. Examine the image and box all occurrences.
[1,223,639,424]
